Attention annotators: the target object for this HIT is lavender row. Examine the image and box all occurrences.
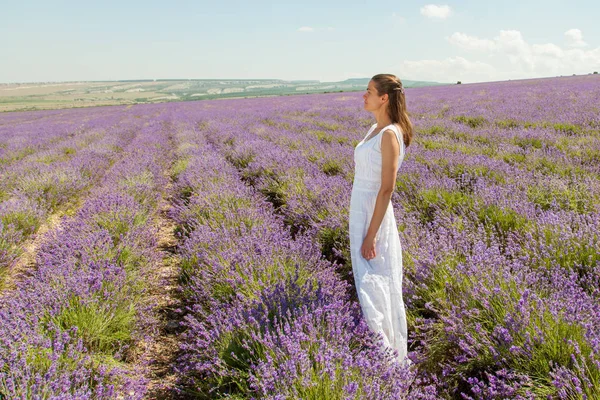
[0,105,143,169]
[202,117,355,281]
[168,122,436,398]
[0,112,145,288]
[0,109,174,398]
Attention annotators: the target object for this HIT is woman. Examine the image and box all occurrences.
[349,73,413,364]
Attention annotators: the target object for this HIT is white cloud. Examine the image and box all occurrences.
[399,29,600,83]
[493,30,535,70]
[532,43,564,58]
[398,56,495,82]
[447,32,496,51]
[565,28,588,48]
[420,4,452,19]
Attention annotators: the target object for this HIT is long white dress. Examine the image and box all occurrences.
[349,123,408,363]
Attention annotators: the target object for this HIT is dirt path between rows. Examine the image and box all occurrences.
[137,183,186,399]
[1,201,81,292]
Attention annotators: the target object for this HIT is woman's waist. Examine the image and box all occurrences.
[352,177,381,191]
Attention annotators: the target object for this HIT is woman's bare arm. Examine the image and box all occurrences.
[361,129,400,259]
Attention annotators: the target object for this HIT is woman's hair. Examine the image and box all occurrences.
[371,73,413,147]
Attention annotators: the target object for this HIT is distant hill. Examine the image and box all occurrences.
[0,77,448,112]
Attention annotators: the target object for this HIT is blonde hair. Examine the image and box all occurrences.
[371,73,413,147]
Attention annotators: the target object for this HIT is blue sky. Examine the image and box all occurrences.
[1,0,599,83]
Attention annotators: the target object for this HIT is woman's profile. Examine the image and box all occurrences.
[349,73,413,364]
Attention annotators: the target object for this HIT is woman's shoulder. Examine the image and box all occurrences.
[382,124,404,149]
[386,123,402,134]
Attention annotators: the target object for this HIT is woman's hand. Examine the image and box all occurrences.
[361,234,376,260]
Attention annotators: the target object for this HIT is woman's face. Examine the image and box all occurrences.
[363,80,386,112]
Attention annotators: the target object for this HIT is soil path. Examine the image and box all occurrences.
[1,201,81,292]
[138,183,186,399]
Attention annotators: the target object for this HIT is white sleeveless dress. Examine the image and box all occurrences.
[349,123,408,363]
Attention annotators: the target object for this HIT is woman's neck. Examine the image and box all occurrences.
[373,109,392,129]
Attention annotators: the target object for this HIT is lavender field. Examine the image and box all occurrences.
[1,74,599,399]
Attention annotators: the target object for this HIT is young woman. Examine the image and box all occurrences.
[349,73,413,363]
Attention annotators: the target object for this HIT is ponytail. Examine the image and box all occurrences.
[371,74,413,147]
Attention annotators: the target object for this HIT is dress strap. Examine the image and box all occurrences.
[381,124,404,151]
[363,123,378,141]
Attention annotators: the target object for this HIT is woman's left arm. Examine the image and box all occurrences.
[361,129,400,260]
